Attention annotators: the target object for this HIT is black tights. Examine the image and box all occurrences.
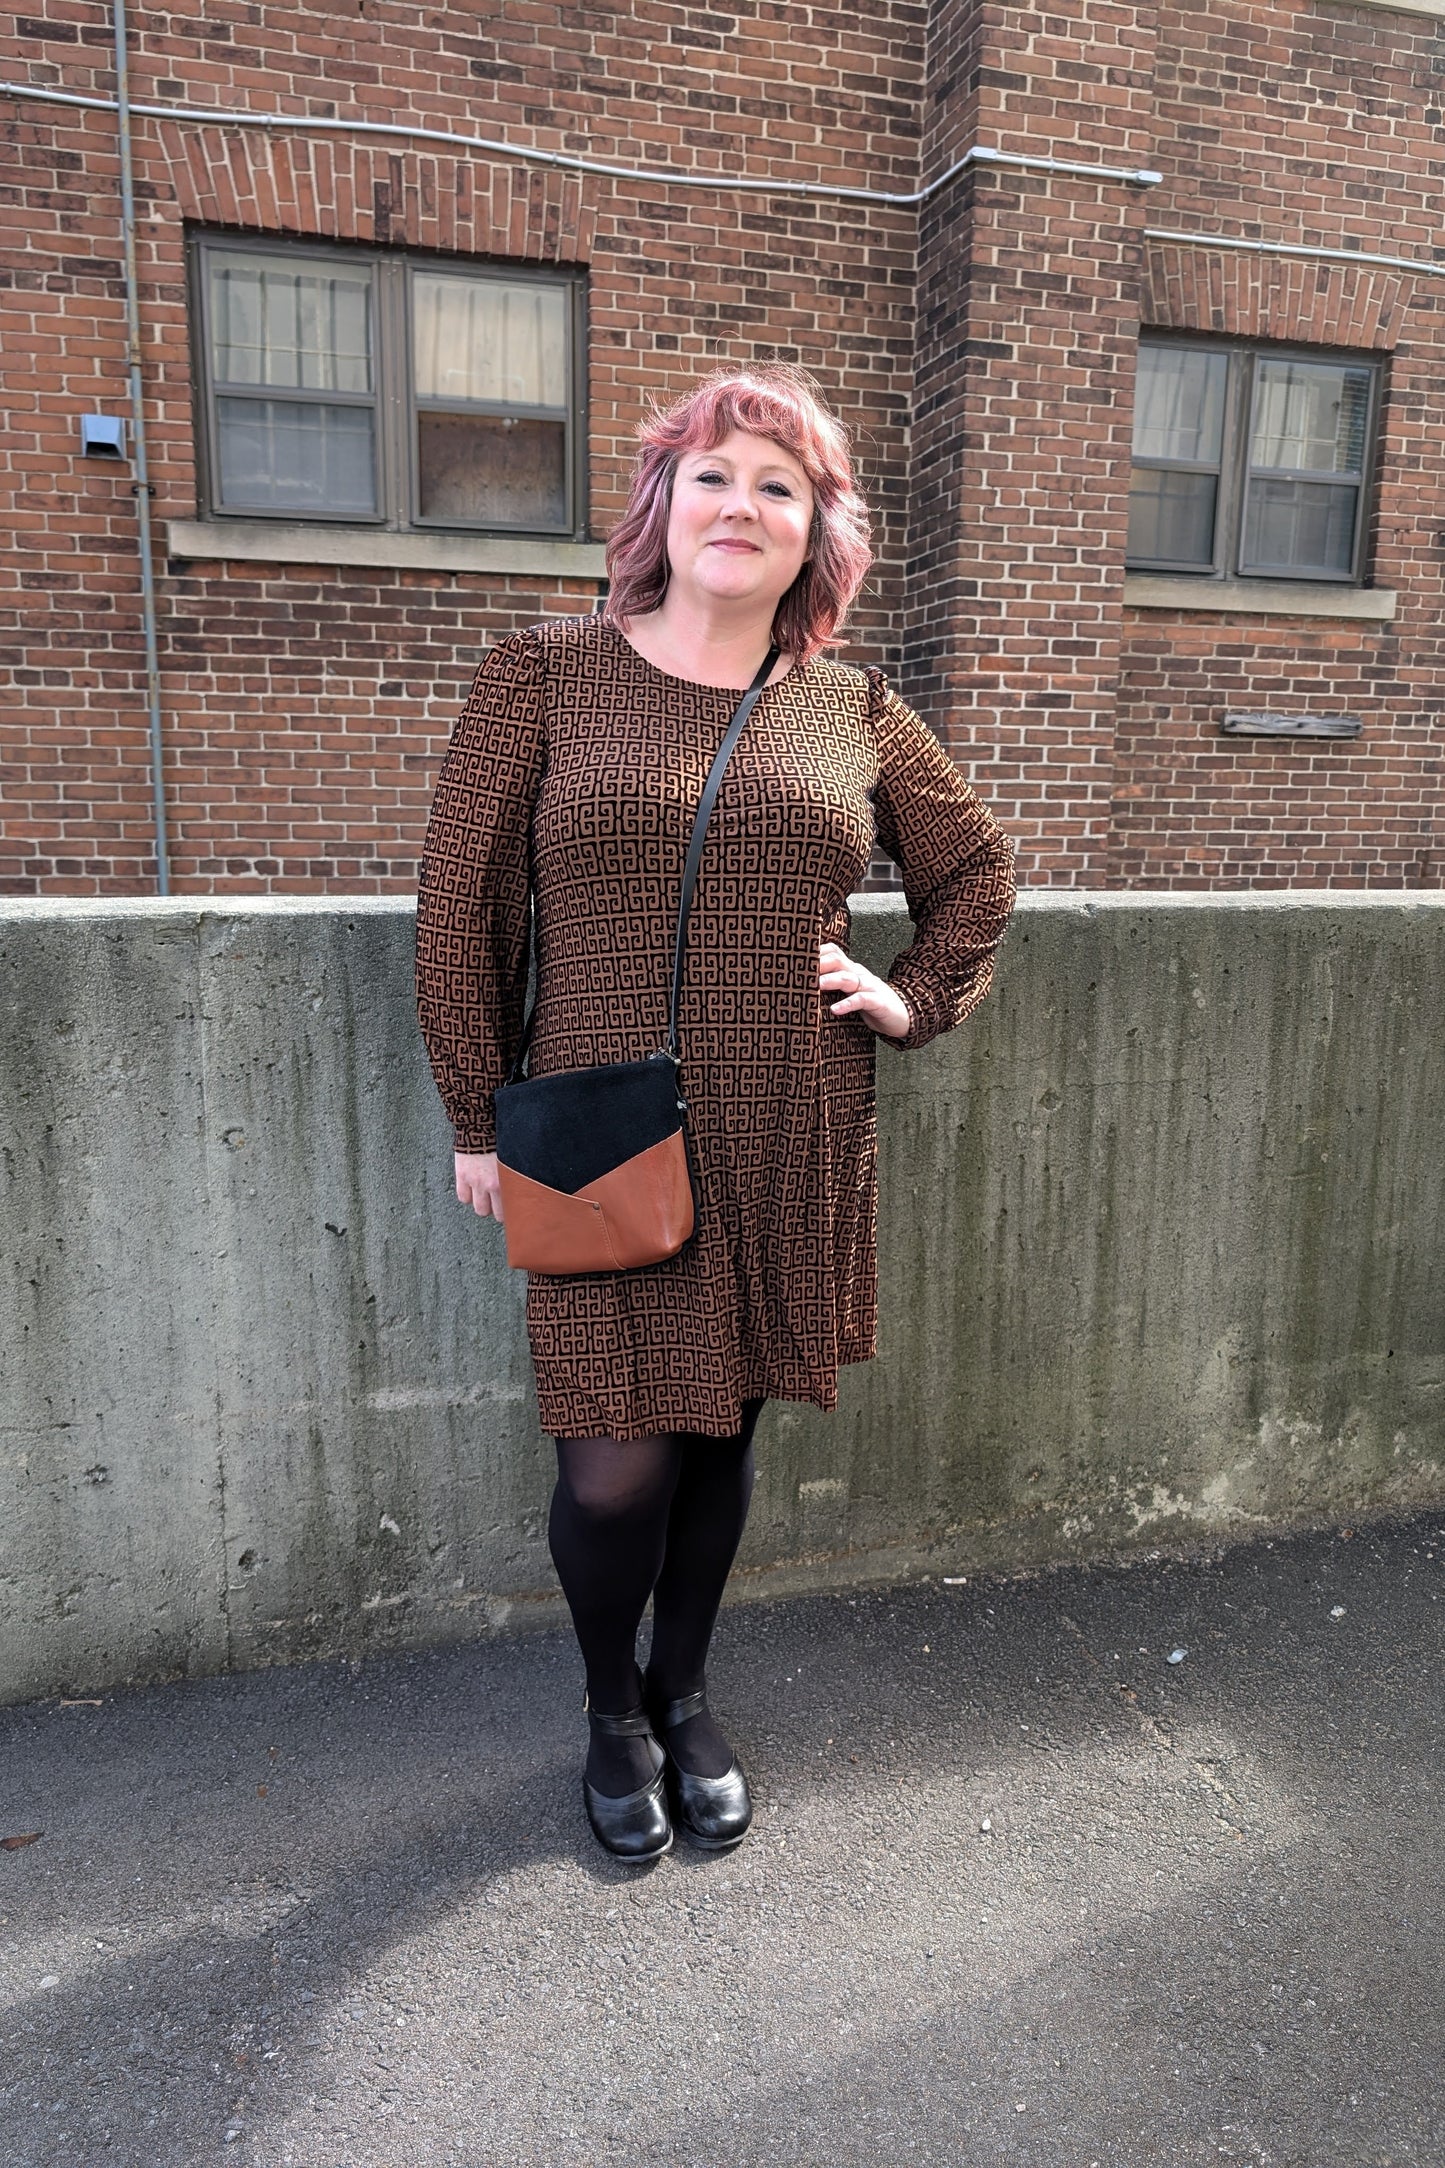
[547,1398,765,1794]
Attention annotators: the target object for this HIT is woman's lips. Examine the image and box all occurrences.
[709,540,761,552]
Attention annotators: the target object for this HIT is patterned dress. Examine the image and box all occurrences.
[415,612,1016,1441]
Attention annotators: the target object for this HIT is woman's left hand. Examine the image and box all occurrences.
[819,940,912,1041]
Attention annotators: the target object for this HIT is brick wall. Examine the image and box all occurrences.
[1112,0,1445,888]
[0,0,1441,895]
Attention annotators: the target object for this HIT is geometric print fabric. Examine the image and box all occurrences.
[415,613,1016,1439]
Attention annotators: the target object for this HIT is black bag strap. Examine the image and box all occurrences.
[505,641,781,1084]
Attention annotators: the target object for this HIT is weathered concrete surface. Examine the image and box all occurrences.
[1,1513,1441,2166]
[1,894,1441,1703]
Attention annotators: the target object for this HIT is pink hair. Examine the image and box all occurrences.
[602,364,874,663]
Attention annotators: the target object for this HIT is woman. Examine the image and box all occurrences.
[415,364,1015,1865]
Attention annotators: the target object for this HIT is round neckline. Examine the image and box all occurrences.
[605,618,803,696]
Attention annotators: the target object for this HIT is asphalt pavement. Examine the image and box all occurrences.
[2,1510,1441,2168]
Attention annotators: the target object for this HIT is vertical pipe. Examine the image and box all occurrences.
[112,0,171,894]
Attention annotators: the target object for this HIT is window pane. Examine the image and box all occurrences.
[1126,468,1218,565]
[216,397,377,514]
[413,274,568,408]
[1249,360,1370,475]
[210,252,372,393]
[1132,345,1228,464]
[417,412,566,526]
[1241,478,1358,574]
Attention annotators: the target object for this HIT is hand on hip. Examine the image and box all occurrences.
[818,941,911,1041]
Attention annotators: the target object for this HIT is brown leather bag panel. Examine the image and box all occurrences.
[497,1163,621,1274]
[577,1130,696,1269]
[497,1129,695,1274]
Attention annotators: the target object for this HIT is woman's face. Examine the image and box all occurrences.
[665,428,815,619]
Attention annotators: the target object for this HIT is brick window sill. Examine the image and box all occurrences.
[166,519,609,581]
[1123,575,1397,620]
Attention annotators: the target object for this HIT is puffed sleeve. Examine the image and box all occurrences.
[867,665,1017,1052]
[414,627,547,1152]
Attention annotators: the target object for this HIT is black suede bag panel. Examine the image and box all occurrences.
[494,1051,686,1192]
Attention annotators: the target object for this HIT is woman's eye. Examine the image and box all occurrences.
[692,471,795,495]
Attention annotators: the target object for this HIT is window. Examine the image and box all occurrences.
[191,235,585,536]
[1126,336,1382,582]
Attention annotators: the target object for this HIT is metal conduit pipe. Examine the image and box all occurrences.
[1141,224,1445,279]
[108,7,171,894]
[1,80,1164,199]
[7,76,1443,281]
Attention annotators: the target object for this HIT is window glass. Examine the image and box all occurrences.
[216,398,377,515]
[210,253,372,393]
[1132,345,1228,464]
[1241,479,1359,575]
[1127,345,1230,567]
[1127,468,1219,566]
[412,274,567,408]
[1248,360,1370,475]
[1241,360,1371,575]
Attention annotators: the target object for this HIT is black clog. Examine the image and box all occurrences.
[581,1699,673,1863]
[640,1672,753,1852]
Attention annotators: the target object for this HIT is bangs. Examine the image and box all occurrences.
[674,377,852,487]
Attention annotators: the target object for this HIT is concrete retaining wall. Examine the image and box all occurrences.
[2,894,1441,1706]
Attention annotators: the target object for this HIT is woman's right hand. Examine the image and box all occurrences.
[455,1150,504,1220]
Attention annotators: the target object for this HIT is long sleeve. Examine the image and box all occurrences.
[867,665,1017,1052]
[415,627,547,1152]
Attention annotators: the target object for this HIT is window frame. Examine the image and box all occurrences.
[1125,332,1384,586]
[189,231,588,540]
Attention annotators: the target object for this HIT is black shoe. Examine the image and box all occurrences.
[581,1698,673,1863]
[640,1670,753,1852]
